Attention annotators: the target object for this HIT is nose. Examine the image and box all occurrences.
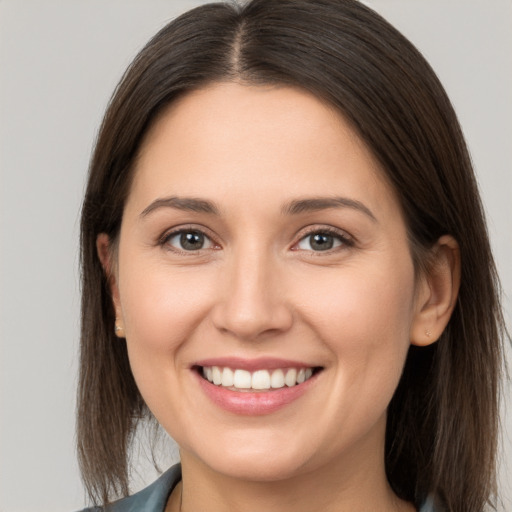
[211,246,293,341]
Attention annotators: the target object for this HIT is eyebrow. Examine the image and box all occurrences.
[140,196,220,217]
[140,195,377,222]
[282,197,377,222]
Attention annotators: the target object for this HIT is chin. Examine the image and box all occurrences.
[210,455,310,482]
[183,433,314,483]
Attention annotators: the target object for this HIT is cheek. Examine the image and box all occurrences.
[116,257,222,422]
[296,261,415,400]
[294,263,416,457]
[118,257,217,368]
[300,259,414,339]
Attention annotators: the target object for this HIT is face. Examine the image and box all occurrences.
[104,83,428,483]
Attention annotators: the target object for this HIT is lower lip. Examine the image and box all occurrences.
[195,370,319,416]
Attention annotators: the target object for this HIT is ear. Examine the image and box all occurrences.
[96,233,125,337]
[410,235,461,346]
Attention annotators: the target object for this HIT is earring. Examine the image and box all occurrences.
[425,330,432,338]
[115,324,124,337]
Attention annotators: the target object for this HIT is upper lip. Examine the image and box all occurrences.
[193,357,318,372]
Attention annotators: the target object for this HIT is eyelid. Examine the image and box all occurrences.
[158,224,221,252]
[157,223,354,254]
[291,225,354,251]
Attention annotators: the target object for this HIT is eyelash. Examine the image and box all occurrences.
[292,226,354,253]
[158,225,354,254]
[159,225,219,255]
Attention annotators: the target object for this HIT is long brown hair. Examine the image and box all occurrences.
[78,1,507,510]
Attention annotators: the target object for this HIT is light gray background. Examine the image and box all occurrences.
[0,1,510,511]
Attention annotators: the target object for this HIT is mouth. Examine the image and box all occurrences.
[196,365,321,392]
[192,357,324,414]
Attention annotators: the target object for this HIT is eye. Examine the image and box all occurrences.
[295,230,351,252]
[164,229,215,251]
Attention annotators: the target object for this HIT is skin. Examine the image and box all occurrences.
[97,83,460,512]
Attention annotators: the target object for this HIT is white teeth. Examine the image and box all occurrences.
[212,366,222,385]
[221,367,234,387]
[270,369,285,388]
[202,365,316,390]
[285,368,297,387]
[233,369,252,389]
[252,370,271,390]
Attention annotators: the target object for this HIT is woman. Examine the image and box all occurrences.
[77,1,506,511]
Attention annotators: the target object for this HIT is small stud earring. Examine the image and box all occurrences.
[115,324,124,336]
[425,330,432,338]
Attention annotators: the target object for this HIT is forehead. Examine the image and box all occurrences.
[128,82,399,219]
[138,82,370,168]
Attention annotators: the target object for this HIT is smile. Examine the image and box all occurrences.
[193,358,323,415]
[201,366,315,391]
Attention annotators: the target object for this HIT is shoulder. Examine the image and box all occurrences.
[75,464,182,512]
